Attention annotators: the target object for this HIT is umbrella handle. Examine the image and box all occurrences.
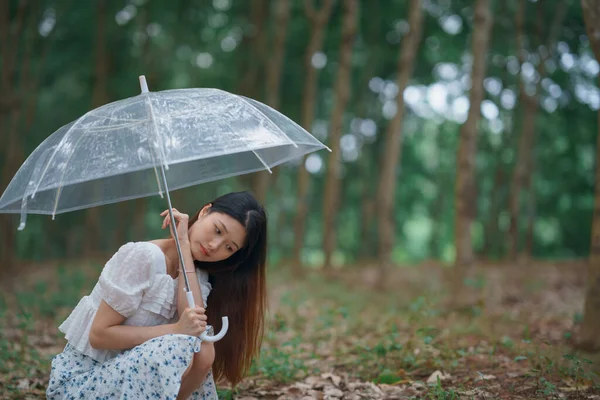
[185,290,229,342]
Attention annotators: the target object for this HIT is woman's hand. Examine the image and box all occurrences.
[174,306,207,336]
[160,208,189,243]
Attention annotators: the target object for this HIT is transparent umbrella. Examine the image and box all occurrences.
[0,76,330,341]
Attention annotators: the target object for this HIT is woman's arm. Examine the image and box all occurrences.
[160,208,205,316]
[175,241,205,317]
[89,301,179,350]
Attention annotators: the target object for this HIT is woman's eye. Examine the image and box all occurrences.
[226,245,233,252]
[216,227,221,234]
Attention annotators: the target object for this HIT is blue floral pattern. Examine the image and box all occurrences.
[47,334,218,399]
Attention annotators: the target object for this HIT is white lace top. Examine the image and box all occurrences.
[58,241,212,363]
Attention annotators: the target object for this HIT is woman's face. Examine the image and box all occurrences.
[188,206,247,262]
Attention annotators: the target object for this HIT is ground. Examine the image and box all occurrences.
[1,256,599,399]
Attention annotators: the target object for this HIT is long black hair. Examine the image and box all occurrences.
[188,191,268,385]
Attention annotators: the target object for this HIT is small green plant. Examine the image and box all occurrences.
[428,376,460,399]
[561,353,594,390]
[536,377,558,397]
[500,336,514,348]
[530,355,556,396]
[416,326,439,345]
[216,388,235,399]
[255,343,310,382]
[374,368,402,384]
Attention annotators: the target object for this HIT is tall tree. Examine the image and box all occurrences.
[0,2,29,272]
[375,0,424,285]
[430,125,448,259]
[291,0,334,274]
[451,0,493,304]
[252,0,291,204]
[481,129,509,258]
[577,0,600,353]
[84,0,110,258]
[238,0,269,191]
[238,0,269,99]
[507,0,566,260]
[322,0,358,270]
[0,2,52,272]
[354,0,384,262]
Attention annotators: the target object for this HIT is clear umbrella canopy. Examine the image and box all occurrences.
[0,77,329,342]
[0,87,327,222]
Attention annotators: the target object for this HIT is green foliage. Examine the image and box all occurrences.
[0,0,596,266]
[561,354,595,384]
[428,376,460,400]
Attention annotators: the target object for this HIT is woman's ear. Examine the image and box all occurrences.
[199,203,212,217]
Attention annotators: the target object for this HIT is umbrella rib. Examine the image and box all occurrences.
[83,119,148,132]
[217,102,273,174]
[144,95,169,167]
[51,130,92,218]
[87,109,148,124]
[251,150,272,173]
[234,95,299,149]
[31,112,91,199]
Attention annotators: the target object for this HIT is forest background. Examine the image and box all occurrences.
[2,0,600,398]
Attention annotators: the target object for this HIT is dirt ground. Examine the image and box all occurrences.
[1,257,600,399]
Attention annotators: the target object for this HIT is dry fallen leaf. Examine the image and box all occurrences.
[426,370,451,384]
[306,376,330,389]
[17,379,30,390]
[474,373,496,382]
[324,387,344,398]
[411,381,427,391]
[321,372,342,387]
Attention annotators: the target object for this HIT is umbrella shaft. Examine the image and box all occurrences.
[159,164,193,293]
[140,79,192,295]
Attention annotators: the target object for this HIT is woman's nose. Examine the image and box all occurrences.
[209,237,225,250]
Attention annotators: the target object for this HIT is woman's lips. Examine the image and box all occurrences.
[200,244,209,257]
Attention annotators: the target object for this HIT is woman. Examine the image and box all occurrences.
[47,191,268,400]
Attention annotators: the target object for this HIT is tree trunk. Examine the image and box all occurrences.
[0,2,39,274]
[522,1,566,259]
[0,2,25,273]
[482,148,507,258]
[375,0,424,285]
[577,0,600,352]
[132,198,148,241]
[84,0,110,258]
[523,136,539,257]
[238,0,268,99]
[347,0,382,262]
[291,0,334,274]
[508,0,566,260]
[252,0,290,205]
[430,127,446,260]
[266,0,292,244]
[322,0,358,270]
[579,80,600,351]
[451,0,492,305]
[239,0,269,190]
[506,0,526,260]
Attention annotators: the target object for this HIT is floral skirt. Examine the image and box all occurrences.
[46,334,218,400]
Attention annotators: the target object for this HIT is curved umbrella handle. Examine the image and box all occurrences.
[185,290,229,342]
[200,317,229,342]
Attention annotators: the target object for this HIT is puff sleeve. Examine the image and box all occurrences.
[196,269,212,308]
[97,242,153,318]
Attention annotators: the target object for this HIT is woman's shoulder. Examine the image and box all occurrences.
[105,241,163,270]
[112,241,162,255]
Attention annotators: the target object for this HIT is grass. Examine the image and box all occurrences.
[0,258,599,398]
